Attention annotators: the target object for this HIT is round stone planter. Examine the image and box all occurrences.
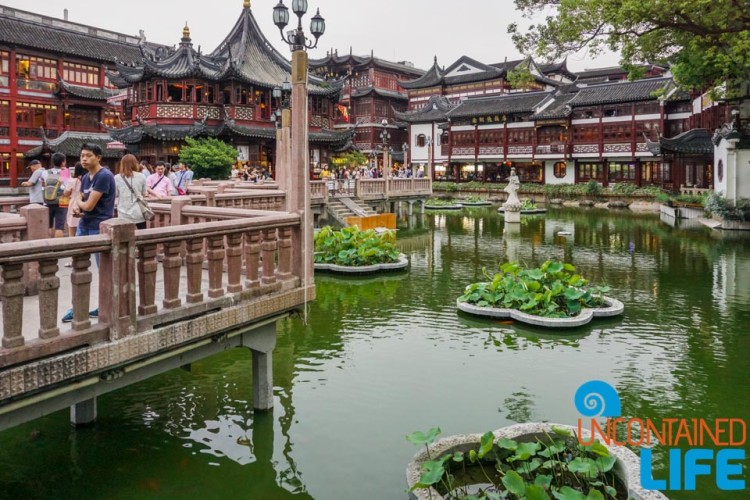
[498,207,548,215]
[313,254,408,274]
[459,201,493,207]
[406,423,668,500]
[456,296,623,328]
[425,204,463,210]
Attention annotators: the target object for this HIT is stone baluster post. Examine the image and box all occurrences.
[162,242,182,309]
[244,230,261,290]
[98,219,137,341]
[20,204,48,296]
[71,255,93,331]
[261,229,277,287]
[37,259,61,340]
[1,263,25,348]
[276,227,292,281]
[137,244,158,315]
[226,233,243,294]
[185,238,204,304]
[206,235,225,299]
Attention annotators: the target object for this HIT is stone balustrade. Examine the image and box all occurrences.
[0,206,308,401]
[0,196,32,214]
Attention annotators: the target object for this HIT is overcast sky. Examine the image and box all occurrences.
[8,0,620,72]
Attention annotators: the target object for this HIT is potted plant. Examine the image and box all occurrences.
[456,261,622,328]
[406,423,667,500]
[313,226,408,273]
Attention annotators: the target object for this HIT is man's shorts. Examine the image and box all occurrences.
[46,204,67,230]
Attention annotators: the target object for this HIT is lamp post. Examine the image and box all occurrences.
[380,118,391,198]
[272,80,291,192]
[426,136,434,180]
[272,0,325,291]
[402,142,409,175]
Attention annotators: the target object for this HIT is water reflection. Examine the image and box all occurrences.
[0,208,748,499]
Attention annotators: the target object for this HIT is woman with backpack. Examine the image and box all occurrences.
[63,162,85,238]
[115,154,149,229]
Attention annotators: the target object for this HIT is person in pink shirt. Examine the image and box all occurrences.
[146,161,174,199]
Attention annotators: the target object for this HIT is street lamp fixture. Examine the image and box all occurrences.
[273,0,325,51]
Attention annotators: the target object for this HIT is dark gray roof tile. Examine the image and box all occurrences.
[447,92,551,119]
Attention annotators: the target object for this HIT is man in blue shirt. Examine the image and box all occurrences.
[63,143,115,323]
[71,143,115,236]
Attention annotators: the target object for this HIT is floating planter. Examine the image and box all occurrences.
[313,226,408,274]
[425,198,463,210]
[458,196,493,207]
[498,199,547,214]
[457,261,623,328]
[406,423,666,500]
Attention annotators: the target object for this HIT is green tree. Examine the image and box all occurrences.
[178,137,237,180]
[506,62,536,91]
[508,0,750,95]
[341,150,367,168]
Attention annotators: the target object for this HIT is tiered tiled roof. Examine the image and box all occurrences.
[530,92,577,120]
[394,96,456,123]
[309,50,424,78]
[447,92,552,119]
[569,78,672,107]
[106,120,225,143]
[112,5,340,96]
[398,57,444,90]
[352,87,408,100]
[646,129,714,155]
[0,6,158,64]
[24,131,122,159]
[58,79,122,101]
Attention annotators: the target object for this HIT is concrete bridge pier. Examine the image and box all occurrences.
[70,397,97,427]
[407,200,415,216]
[241,322,276,411]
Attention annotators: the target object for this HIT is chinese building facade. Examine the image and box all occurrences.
[0,5,151,188]
[397,55,728,190]
[310,50,424,169]
[106,4,347,175]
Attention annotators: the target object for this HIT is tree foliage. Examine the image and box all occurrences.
[507,62,536,90]
[507,0,750,95]
[178,137,237,180]
[342,150,368,168]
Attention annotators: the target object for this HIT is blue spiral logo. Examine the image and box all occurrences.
[574,380,622,417]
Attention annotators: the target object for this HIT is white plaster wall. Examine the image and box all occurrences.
[714,141,730,196]
[715,139,750,202]
[410,123,434,163]
[544,160,575,185]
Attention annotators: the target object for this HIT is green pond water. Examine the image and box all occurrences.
[0,208,748,499]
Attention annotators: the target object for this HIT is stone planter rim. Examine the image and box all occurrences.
[406,422,667,500]
[425,204,463,210]
[456,296,623,328]
[313,254,408,274]
[498,208,548,214]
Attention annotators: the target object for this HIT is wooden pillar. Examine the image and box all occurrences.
[9,49,18,188]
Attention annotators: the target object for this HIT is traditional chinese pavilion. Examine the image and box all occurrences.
[310,49,424,167]
[105,1,348,172]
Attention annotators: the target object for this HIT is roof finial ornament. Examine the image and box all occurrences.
[182,22,190,40]
[243,0,250,9]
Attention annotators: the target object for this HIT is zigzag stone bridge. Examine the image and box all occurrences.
[0,178,431,431]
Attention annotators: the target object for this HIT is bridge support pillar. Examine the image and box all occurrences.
[407,200,414,216]
[419,199,425,214]
[70,397,97,427]
[241,323,277,411]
